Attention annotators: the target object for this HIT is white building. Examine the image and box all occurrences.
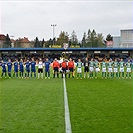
[120,29,133,48]
[113,29,133,48]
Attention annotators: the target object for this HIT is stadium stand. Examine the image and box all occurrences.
[0,47,133,62]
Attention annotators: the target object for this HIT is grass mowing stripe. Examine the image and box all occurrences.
[66,75,132,133]
[1,78,65,133]
[63,75,72,133]
[132,73,133,130]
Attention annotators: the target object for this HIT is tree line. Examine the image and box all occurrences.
[1,30,113,48]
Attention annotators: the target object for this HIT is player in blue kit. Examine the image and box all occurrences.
[44,58,51,79]
[30,58,36,78]
[7,59,12,78]
[25,59,30,78]
[1,60,7,78]
[19,59,24,78]
[13,59,19,78]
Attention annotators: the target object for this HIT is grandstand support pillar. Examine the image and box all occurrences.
[43,52,44,58]
[21,52,22,58]
[130,50,133,58]
[87,51,89,58]
[108,51,110,58]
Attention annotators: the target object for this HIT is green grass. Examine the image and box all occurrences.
[0,70,133,133]
[0,78,65,133]
[66,77,133,133]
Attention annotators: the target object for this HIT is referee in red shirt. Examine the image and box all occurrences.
[53,58,60,78]
[61,59,67,78]
[68,58,74,78]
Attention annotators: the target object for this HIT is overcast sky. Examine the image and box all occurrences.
[0,1,132,41]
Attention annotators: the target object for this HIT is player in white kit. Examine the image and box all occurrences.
[37,58,44,79]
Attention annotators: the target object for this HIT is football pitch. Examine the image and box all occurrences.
[0,73,133,133]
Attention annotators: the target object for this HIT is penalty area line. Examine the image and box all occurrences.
[63,74,72,133]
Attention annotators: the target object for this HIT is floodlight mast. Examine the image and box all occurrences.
[51,24,57,45]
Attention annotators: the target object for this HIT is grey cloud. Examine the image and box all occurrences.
[1,1,132,41]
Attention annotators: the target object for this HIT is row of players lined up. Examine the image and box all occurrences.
[0,57,133,79]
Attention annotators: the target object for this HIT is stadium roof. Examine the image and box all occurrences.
[121,29,133,31]
[0,47,133,51]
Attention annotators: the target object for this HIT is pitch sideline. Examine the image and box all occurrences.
[63,75,72,133]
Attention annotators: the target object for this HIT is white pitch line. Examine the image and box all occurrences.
[63,74,72,133]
